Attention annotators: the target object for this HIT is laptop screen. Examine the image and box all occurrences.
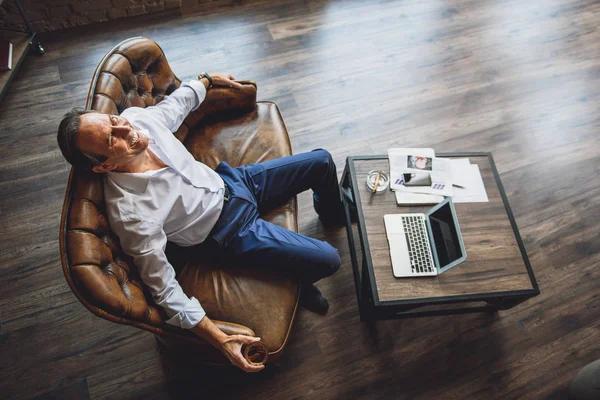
[429,201,463,268]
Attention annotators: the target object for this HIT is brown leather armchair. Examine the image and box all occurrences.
[59,37,300,365]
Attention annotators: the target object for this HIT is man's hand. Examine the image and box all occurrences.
[219,335,266,373]
[200,72,244,90]
[190,316,265,373]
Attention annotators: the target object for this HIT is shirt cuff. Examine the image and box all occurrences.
[181,80,207,111]
[164,296,207,329]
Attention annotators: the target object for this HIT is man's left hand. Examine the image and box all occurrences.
[202,73,244,90]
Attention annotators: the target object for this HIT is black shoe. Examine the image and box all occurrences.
[314,197,357,227]
[318,206,358,227]
[299,284,329,315]
[318,211,345,226]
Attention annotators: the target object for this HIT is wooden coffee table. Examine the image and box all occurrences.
[340,153,539,321]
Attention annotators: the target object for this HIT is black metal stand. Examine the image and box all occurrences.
[0,0,45,103]
[14,0,44,54]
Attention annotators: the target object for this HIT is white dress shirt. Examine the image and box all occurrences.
[103,80,225,329]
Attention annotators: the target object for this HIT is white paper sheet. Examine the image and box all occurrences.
[453,164,489,203]
[449,158,472,188]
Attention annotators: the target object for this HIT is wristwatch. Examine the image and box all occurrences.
[198,72,213,89]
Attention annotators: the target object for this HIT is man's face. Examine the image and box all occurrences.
[77,113,149,171]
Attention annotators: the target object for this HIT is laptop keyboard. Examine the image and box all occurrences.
[401,215,435,274]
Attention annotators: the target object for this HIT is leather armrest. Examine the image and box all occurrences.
[174,81,257,142]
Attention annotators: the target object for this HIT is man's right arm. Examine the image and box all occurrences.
[112,217,263,372]
[125,73,243,133]
[131,80,207,133]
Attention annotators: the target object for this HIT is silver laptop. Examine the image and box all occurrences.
[384,198,467,277]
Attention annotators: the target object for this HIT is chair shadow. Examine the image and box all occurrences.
[156,340,283,399]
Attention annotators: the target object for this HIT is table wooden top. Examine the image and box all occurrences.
[349,154,536,303]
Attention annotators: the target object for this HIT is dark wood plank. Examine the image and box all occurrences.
[1,0,599,399]
[30,378,90,400]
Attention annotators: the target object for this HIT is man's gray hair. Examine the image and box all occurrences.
[57,108,107,169]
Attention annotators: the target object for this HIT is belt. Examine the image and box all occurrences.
[223,182,230,202]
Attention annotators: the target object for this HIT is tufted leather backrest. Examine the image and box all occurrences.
[64,169,168,326]
[86,37,181,115]
[60,37,258,335]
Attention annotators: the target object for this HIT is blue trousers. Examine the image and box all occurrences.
[207,149,342,283]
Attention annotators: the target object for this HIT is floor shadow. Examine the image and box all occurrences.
[362,312,509,398]
[156,341,285,399]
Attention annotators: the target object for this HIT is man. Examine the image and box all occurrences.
[57,72,346,373]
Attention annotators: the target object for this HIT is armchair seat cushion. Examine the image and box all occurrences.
[178,257,299,354]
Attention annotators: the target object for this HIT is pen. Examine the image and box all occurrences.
[372,171,381,193]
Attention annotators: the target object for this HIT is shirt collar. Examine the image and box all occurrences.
[107,170,155,194]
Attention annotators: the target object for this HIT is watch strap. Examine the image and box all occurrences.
[198,72,213,88]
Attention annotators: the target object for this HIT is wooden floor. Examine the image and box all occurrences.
[1,0,599,398]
